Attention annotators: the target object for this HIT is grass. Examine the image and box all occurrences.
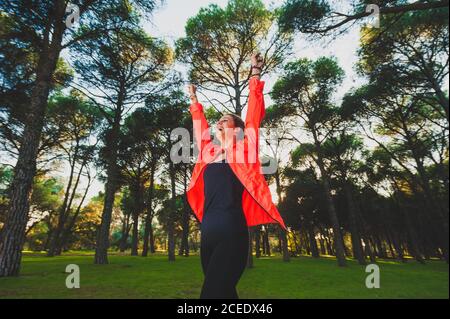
[0,251,448,299]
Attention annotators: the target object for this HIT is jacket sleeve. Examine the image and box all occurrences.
[245,77,266,156]
[190,102,211,155]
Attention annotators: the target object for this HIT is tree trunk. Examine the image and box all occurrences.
[130,179,144,256]
[371,237,382,257]
[343,183,366,265]
[355,205,376,263]
[179,169,190,257]
[234,84,242,116]
[255,226,261,258]
[319,237,326,255]
[312,131,346,267]
[246,228,254,268]
[57,172,91,255]
[401,117,448,262]
[324,229,334,256]
[304,231,311,255]
[263,229,271,256]
[279,228,291,261]
[94,113,122,265]
[47,148,77,257]
[167,162,176,261]
[0,33,63,276]
[130,212,139,256]
[277,233,282,253]
[119,214,131,252]
[404,212,425,264]
[142,217,153,255]
[273,170,291,262]
[149,225,155,253]
[392,233,405,262]
[292,231,301,255]
[94,166,119,263]
[391,181,425,264]
[48,149,86,256]
[307,224,319,258]
[142,161,156,257]
[386,236,396,259]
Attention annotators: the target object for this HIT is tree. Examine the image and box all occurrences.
[0,165,13,226]
[116,108,164,256]
[68,192,103,251]
[28,176,64,241]
[176,0,293,115]
[71,14,173,264]
[0,0,159,277]
[340,8,448,262]
[45,92,100,256]
[356,8,449,123]
[263,108,299,262]
[278,0,449,36]
[0,28,73,162]
[143,185,169,255]
[146,88,190,261]
[343,85,449,262]
[271,57,348,266]
[360,148,422,262]
[279,167,323,257]
[321,132,367,264]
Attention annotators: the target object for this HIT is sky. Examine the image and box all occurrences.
[144,0,364,97]
[66,0,366,203]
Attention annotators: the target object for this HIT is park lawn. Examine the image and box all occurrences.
[0,251,448,299]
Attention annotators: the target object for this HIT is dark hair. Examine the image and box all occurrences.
[224,113,245,140]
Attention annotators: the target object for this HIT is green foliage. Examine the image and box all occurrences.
[354,7,449,121]
[278,0,444,35]
[271,56,344,127]
[0,49,74,156]
[0,165,13,225]
[291,143,316,167]
[0,165,12,193]
[278,0,331,33]
[72,26,173,103]
[157,195,185,230]
[30,177,64,215]
[44,92,103,155]
[176,0,292,113]
[69,201,102,250]
[279,167,324,228]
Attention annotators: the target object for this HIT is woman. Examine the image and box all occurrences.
[187,53,287,299]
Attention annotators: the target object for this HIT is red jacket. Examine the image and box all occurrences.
[186,77,287,231]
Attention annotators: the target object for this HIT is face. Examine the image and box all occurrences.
[215,115,237,143]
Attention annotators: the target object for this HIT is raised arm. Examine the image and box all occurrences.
[188,84,211,156]
[245,52,266,129]
[245,77,266,128]
[245,53,266,156]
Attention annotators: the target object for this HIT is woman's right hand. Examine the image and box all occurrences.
[188,84,198,104]
[251,52,264,78]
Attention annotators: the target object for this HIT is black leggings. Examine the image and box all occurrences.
[200,210,249,299]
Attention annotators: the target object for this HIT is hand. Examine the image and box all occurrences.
[188,84,196,96]
[251,52,264,78]
[188,84,198,103]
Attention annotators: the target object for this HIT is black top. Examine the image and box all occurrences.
[203,158,245,214]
